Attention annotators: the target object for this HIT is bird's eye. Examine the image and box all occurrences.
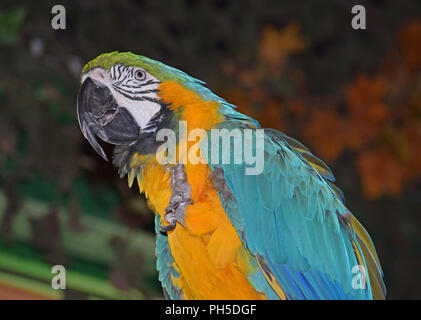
[134,70,146,81]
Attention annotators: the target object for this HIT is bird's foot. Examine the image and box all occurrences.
[160,199,193,233]
[160,164,193,234]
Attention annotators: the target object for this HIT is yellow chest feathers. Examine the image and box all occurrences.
[136,160,265,299]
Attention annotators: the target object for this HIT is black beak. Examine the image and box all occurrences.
[77,77,141,161]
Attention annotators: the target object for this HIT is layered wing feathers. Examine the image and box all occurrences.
[207,122,385,299]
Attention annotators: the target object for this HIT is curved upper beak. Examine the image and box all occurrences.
[77,77,141,161]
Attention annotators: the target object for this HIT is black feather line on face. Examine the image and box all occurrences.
[112,85,161,102]
[113,86,159,96]
[119,81,160,89]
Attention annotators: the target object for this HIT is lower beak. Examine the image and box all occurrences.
[77,77,140,161]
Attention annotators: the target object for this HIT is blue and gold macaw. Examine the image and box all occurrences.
[76,52,386,300]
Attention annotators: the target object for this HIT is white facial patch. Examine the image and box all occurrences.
[113,93,160,129]
[82,67,162,130]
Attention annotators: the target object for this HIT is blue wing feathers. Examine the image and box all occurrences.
[207,122,379,299]
[154,215,182,300]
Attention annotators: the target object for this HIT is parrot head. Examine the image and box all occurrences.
[77,51,199,162]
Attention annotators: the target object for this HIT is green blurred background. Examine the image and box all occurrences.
[0,0,420,299]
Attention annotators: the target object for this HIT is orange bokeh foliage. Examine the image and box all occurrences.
[346,75,389,129]
[223,88,286,132]
[398,19,421,73]
[258,23,308,73]
[402,120,421,180]
[302,75,391,164]
[221,20,421,199]
[304,20,421,198]
[302,109,346,162]
[356,147,405,199]
[219,23,308,132]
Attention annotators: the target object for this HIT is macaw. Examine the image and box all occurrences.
[76,52,386,300]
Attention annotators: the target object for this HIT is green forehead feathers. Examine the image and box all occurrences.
[81,51,203,84]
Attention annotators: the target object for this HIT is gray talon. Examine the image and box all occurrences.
[160,217,177,232]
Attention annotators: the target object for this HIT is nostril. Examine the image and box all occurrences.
[92,68,106,81]
[98,71,105,80]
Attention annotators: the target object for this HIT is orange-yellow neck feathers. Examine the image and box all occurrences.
[158,81,224,131]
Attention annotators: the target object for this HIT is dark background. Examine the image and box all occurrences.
[0,0,420,299]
